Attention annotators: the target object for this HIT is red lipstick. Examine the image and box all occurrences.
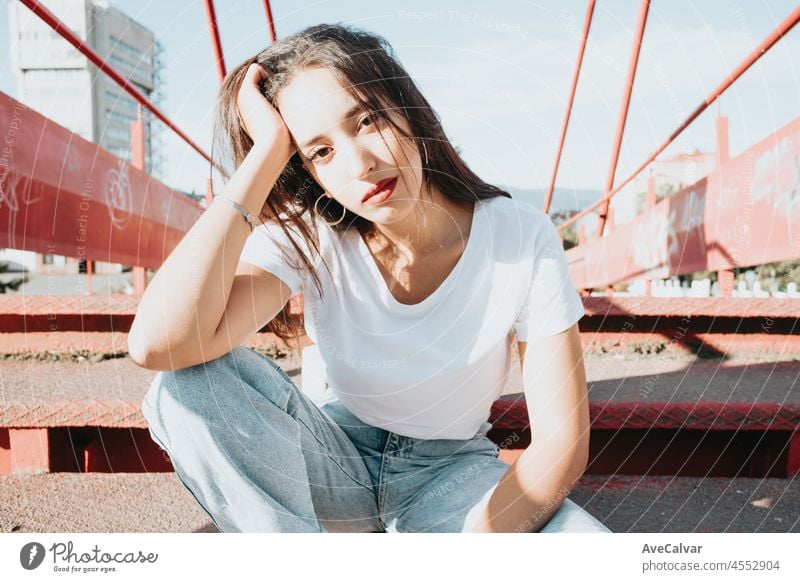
[362,177,398,205]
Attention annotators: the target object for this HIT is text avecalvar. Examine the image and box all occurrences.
[642,544,702,554]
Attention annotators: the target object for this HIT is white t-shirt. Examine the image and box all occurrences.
[240,195,585,440]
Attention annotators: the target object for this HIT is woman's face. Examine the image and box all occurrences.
[276,67,424,224]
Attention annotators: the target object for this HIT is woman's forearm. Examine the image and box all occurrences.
[470,438,588,533]
[127,138,292,366]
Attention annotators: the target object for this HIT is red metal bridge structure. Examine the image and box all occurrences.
[1,0,799,533]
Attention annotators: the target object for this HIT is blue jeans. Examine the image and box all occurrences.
[141,346,611,533]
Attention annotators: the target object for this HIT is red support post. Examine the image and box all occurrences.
[788,430,800,477]
[558,4,800,235]
[204,0,227,81]
[544,0,596,215]
[578,223,587,245]
[86,258,93,295]
[643,174,657,296]
[595,0,650,239]
[262,0,278,43]
[716,115,730,166]
[718,269,735,298]
[646,173,657,208]
[202,0,229,216]
[9,429,49,474]
[131,106,147,297]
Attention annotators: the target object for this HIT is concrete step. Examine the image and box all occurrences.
[495,352,800,431]
[0,352,302,429]
[2,352,798,476]
[3,296,798,360]
[2,472,797,533]
[2,352,798,429]
[0,472,215,533]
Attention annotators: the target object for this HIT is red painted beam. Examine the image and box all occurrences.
[0,93,202,268]
[581,296,800,318]
[788,430,800,476]
[81,428,173,473]
[489,400,800,432]
[0,295,796,334]
[0,295,305,333]
[0,430,9,473]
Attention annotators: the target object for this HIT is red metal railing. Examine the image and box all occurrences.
[543,0,595,214]
[594,0,650,239]
[262,0,278,43]
[556,4,800,236]
[204,0,228,81]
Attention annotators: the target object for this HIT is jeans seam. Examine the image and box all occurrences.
[293,414,375,491]
[377,434,397,527]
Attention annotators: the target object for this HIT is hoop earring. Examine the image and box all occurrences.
[314,195,346,227]
[421,140,429,167]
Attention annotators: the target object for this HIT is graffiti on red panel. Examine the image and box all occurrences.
[569,115,800,289]
[632,206,674,275]
[753,134,800,247]
[105,159,133,230]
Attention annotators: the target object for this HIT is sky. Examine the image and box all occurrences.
[1,0,798,215]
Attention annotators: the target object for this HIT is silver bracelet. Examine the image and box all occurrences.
[214,194,261,231]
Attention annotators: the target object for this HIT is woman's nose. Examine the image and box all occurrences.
[344,140,376,180]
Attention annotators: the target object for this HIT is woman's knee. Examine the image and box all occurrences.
[141,347,292,443]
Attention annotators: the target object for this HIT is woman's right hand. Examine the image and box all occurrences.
[236,63,292,155]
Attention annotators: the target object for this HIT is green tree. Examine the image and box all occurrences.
[0,259,29,293]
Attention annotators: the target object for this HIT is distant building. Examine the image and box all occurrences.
[4,0,164,276]
[9,0,161,169]
[630,149,718,215]
[649,149,717,199]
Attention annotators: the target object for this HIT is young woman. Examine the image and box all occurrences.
[129,23,610,534]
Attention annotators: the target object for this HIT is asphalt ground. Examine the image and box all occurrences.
[2,472,797,533]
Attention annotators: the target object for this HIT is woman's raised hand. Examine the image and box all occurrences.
[236,63,292,155]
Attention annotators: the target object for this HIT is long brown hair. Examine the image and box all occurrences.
[212,23,511,358]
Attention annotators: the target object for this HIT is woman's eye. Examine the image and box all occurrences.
[308,113,379,163]
[361,112,381,128]
[309,147,331,162]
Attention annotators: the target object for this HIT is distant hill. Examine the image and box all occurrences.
[498,186,601,213]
